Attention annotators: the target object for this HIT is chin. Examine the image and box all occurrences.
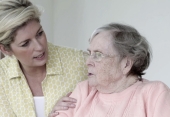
[34,60,47,67]
[88,78,96,87]
[40,61,47,66]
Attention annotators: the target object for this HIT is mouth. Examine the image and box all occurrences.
[88,72,94,77]
[34,52,45,59]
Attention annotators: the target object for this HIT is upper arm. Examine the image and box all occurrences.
[146,81,170,117]
[153,90,170,117]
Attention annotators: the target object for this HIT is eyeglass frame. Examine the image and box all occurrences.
[83,51,119,62]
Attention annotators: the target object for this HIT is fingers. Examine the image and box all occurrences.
[53,105,69,111]
[48,111,59,117]
[52,96,77,112]
[51,92,77,113]
[53,101,76,112]
[57,96,77,109]
[58,102,76,108]
[60,96,77,103]
[66,92,72,97]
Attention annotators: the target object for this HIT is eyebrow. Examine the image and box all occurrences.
[18,26,42,45]
[87,49,102,53]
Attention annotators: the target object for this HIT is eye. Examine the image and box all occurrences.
[21,40,29,47]
[83,51,90,57]
[36,31,44,38]
[95,52,103,58]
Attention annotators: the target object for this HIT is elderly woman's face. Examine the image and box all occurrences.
[86,31,125,93]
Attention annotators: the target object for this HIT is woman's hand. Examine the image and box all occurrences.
[48,92,77,117]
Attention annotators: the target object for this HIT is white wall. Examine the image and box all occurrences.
[31,0,54,42]
[53,0,170,87]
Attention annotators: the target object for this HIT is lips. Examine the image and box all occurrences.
[34,52,45,59]
[88,72,94,76]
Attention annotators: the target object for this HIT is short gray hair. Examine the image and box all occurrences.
[90,23,152,80]
[0,0,42,50]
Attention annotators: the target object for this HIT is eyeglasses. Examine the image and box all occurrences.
[83,51,118,62]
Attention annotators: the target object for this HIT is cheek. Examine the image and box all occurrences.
[41,37,48,51]
[41,34,47,44]
[12,48,32,62]
[96,62,114,84]
[95,60,123,85]
[17,52,32,63]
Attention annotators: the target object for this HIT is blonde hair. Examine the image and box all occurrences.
[0,0,42,50]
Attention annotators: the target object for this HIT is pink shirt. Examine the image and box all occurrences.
[57,79,170,117]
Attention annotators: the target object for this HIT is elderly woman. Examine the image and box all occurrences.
[50,23,170,117]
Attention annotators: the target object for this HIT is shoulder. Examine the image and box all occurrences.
[0,56,16,73]
[48,42,84,56]
[47,42,85,67]
[135,79,169,98]
[0,56,14,82]
[0,56,10,67]
[138,79,169,91]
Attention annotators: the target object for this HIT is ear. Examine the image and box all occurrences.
[121,57,133,75]
[0,44,13,56]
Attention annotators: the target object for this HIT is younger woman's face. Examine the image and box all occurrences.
[9,20,48,69]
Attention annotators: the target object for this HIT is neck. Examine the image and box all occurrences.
[97,75,138,93]
[20,63,46,78]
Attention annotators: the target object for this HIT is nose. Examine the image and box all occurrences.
[85,56,95,67]
[33,39,43,51]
